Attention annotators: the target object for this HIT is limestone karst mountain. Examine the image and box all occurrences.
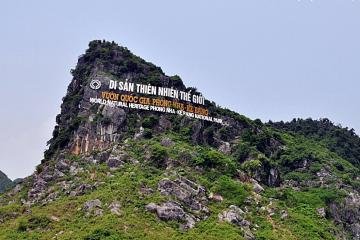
[0,40,359,240]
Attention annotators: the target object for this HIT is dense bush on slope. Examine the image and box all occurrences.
[269,118,360,168]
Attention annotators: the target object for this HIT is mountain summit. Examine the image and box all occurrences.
[0,40,359,240]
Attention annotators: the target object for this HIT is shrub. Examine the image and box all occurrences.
[284,171,312,182]
[195,149,236,175]
[241,159,262,177]
[28,216,51,229]
[36,164,44,174]
[150,144,168,167]
[280,188,344,208]
[84,229,111,240]
[142,116,158,128]
[143,129,153,139]
[211,176,250,205]
[232,143,251,162]
[17,220,27,232]
[203,127,215,144]
[18,216,51,231]
[219,127,232,141]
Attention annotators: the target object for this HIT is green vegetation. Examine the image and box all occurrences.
[269,118,360,168]
[210,176,250,206]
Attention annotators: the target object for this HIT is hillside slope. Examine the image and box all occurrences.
[0,40,359,240]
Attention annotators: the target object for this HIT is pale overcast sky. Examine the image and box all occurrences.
[1,0,359,179]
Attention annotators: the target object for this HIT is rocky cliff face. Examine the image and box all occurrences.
[0,40,359,240]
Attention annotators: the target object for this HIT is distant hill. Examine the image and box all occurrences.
[0,170,13,193]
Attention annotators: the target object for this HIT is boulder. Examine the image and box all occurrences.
[159,115,172,130]
[54,169,65,178]
[106,146,129,169]
[161,137,174,147]
[158,177,208,212]
[209,192,224,202]
[28,177,47,199]
[316,207,326,218]
[268,168,280,186]
[250,179,264,193]
[218,142,231,155]
[219,205,254,239]
[70,184,95,196]
[55,160,69,172]
[83,199,103,217]
[280,210,288,219]
[146,203,158,213]
[146,201,196,230]
[70,164,83,176]
[328,191,360,238]
[218,205,245,225]
[109,201,121,216]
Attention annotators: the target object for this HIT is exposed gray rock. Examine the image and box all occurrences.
[70,184,95,196]
[70,164,83,176]
[147,176,211,230]
[106,146,129,169]
[250,179,264,193]
[54,169,65,178]
[158,177,208,212]
[317,207,326,218]
[155,202,185,220]
[218,141,231,155]
[134,127,144,140]
[161,137,174,147]
[191,121,202,143]
[98,149,112,164]
[268,168,280,186]
[328,191,360,239]
[139,186,154,196]
[84,199,102,210]
[42,172,55,182]
[107,157,125,169]
[219,205,254,239]
[58,181,73,192]
[351,223,360,240]
[280,210,288,219]
[51,216,60,222]
[28,177,47,199]
[41,191,59,205]
[240,219,251,227]
[244,230,255,240]
[146,203,157,213]
[55,160,70,172]
[209,192,223,202]
[109,201,121,216]
[159,115,172,130]
[218,205,245,225]
[84,155,96,164]
[83,199,103,217]
[146,201,196,230]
